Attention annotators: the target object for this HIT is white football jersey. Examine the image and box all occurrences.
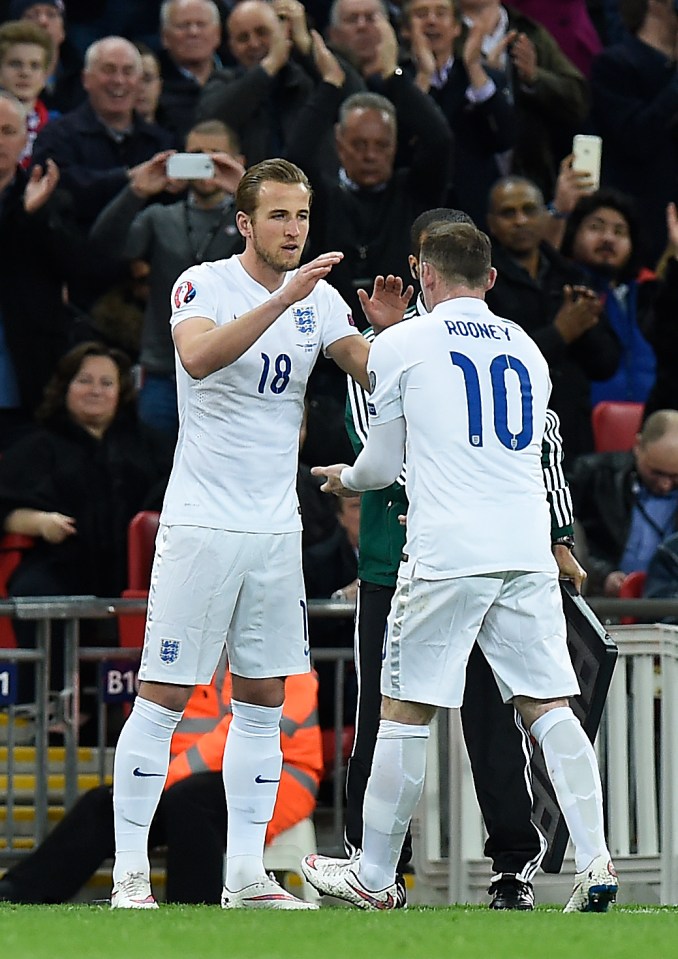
[367,296,557,577]
[161,256,358,532]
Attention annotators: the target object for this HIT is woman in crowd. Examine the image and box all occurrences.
[0,341,172,705]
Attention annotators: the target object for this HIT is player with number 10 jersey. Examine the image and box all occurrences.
[368,298,555,578]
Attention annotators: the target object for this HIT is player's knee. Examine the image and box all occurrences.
[138,680,193,713]
[381,695,435,726]
[526,704,576,747]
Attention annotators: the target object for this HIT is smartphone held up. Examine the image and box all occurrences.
[166,153,215,179]
[572,135,602,191]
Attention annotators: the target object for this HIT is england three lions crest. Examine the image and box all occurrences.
[292,305,316,336]
[159,638,180,664]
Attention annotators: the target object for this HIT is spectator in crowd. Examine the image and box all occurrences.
[90,119,245,437]
[590,0,678,266]
[0,19,54,165]
[285,33,452,351]
[327,0,391,78]
[0,91,82,450]
[32,36,174,231]
[0,660,322,905]
[644,202,678,417]
[399,0,515,227]
[457,0,590,199]
[569,409,678,596]
[31,36,175,307]
[0,341,173,700]
[560,188,664,408]
[508,0,603,76]
[485,175,621,467]
[8,0,84,113]
[134,43,163,124]
[157,0,223,139]
[198,0,362,168]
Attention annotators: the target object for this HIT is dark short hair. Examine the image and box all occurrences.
[36,341,135,426]
[487,175,544,214]
[186,118,240,153]
[420,222,492,289]
[235,158,311,217]
[410,207,475,255]
[561,188,642,282]
[401,0,459,25]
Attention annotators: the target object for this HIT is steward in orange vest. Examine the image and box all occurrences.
[166,655,323,842]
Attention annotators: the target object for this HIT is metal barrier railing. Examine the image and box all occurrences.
[4,594,678,869]
[0,596,357,861]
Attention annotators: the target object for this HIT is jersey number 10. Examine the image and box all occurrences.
[450,351,534,450]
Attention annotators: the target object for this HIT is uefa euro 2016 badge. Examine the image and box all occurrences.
[174,280,196,308]
[159,638,180,664]
[292,305,316,335]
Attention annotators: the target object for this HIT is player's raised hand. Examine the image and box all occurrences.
[282,251,344,303]
[311,463,356,496]
[358,274,413,334]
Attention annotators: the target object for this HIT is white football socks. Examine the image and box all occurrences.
[112,697,183,884]
[223,699,283,891]
[531,706,610,872]
[359,720,429,892]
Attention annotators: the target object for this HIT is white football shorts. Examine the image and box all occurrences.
[382,564,579,708]
[138,524,311,685]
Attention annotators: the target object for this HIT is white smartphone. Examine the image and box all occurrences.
[572,134,602,190]
[166,153,215,179]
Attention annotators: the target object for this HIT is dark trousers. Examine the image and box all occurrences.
[0,773,227,904]
[344,580,544,878]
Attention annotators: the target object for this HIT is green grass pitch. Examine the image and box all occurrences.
[1,904,677,959]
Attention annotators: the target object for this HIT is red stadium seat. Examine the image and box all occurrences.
[118,511,160,648]
[591,401,644,453]
[0,534,34,648]
[619,570,647,625]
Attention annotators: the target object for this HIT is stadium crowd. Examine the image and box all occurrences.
[1,0,678,909]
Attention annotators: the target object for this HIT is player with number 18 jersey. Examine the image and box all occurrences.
[162,257,359,533]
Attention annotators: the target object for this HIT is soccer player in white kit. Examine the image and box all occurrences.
[303,222,619,913]
[110,158,377,909]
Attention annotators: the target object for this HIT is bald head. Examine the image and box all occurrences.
[227,0,281,69]
[635,410,678,496]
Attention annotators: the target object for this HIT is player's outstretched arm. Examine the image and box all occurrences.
[174,252,344,379]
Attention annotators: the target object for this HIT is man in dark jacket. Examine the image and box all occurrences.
[0,92,83,449]
[569,409,678,596]
[31,36,175,309]
[485,175,621,467]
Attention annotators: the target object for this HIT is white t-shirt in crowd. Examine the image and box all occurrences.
[161,256,359,532]
[367,296,557,578]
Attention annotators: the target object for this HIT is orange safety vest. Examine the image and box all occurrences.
[165,659,322,843]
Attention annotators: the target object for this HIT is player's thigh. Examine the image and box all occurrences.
[228,531,311,680]
[140,524,246,685]
[478,571,580,702]
[382,570,501,709]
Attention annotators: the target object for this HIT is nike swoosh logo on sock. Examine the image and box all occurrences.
[254,775,281,784]
[133,767,164,778]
